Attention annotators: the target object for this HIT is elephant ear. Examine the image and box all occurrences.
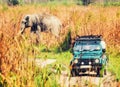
[24,15,30,26]
[25,16,29,22]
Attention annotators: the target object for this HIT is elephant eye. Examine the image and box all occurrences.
[25,22,28,25]
[22,21,25,24]
[22,21,27,24]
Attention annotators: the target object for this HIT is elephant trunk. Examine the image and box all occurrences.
[20,24,25,34]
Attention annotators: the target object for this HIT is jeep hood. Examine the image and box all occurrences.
[73,51,102,59]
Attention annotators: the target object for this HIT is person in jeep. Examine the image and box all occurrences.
[100,40,106,53]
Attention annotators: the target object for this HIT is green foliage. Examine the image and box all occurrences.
[1,4,8,11]
[38,0,75,6]
[76,0,83,5]
[60,0,73,6]
[109,54,120,80]
[34,64,63,87]
[18,0,25,5]
[57,30,71,53]
[104,1,120,6]
[107,47,120,81]
[0,74,3,87]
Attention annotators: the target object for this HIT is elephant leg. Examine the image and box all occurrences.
[30,25,41,45]
[30,31,35,44]
[30,26,36,44]
[35,25,41,44]
[51,28,59,38]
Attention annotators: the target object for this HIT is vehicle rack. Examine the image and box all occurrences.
[75,35,102,41]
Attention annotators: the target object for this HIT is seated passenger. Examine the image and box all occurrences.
[100,40,106,53]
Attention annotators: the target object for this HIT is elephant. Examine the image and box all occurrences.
[20,13,62,38]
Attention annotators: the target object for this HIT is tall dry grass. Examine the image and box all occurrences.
[0,4,120,86]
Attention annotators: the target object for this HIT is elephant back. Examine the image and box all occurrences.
[40,15,62,37]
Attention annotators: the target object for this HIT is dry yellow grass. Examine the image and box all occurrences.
[0,4,120,86]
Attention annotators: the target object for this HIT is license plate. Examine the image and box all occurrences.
[80,65,92,69]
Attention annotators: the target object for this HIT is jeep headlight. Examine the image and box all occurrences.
[95,59,99,63]
[74,59,78,64]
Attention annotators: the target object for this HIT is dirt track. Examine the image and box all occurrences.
[34,58,118,87]
[59,71,117,87]
[35,58,56,68]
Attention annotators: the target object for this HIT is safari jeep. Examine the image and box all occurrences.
[70,35,108,77]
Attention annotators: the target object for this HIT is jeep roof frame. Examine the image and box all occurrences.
[75,35,102,41]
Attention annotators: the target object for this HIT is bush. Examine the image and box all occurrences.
[7,0,19,6]
[104,1,120,6]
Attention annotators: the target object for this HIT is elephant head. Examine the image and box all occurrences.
[20,15,35,34]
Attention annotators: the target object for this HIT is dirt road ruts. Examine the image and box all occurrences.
[59,71,118,87]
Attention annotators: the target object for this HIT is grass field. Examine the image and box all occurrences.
[0,3,120,87]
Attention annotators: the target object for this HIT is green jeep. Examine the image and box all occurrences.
[70,35,108,77]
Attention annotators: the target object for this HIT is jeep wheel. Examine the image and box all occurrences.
[96,68,100,77]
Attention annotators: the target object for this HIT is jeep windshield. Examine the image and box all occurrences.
[73,41,101,52]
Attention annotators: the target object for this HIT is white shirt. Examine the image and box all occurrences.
[100,40,106,49]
